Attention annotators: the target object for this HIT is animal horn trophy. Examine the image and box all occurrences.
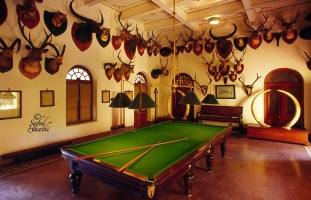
[69,0,104,51]
[0,37,21,73]
[304,52,311,70]
[277,10,300,44]
[238,73,261,96]
[18,15,52,79]
[210,24,237,59]
[45,43,66,75]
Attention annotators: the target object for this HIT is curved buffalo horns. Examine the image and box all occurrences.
[0,38,21,54]
[209,24,237,40]
[69,0,103,27]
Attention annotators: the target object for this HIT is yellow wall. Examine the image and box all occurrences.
[0,0,310,155]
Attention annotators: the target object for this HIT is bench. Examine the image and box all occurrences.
[1,140,72,164]
[197,105,243,138]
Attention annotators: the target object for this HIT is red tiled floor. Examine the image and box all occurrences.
[0,136,311,200]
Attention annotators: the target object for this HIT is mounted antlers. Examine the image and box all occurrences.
[18,15,51,78]
[262,15,277,42]
[238,73,261,96]
[0,38,21,73]
[151,58,169,79]
[202,52,215,74]
[114,50,135,82]
[278,10,300,40]
[244,14,268,47]
[136,26,154,56]
[164,33,182,55]
[232,49,246,74]
[112,12,133,50]
[187,29,206,55]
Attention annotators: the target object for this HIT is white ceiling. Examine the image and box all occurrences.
[82,0,311,36]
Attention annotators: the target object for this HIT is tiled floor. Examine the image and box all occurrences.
[0,136,311,200]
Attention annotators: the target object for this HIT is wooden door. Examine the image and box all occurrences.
[134,72,148,128]
[171,73,194,120]
[264,69,304,128]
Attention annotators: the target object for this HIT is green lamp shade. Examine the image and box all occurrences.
[128,92,157,109]
[201,94,219,104]
[179,91,201,105]
[109,93,132,108]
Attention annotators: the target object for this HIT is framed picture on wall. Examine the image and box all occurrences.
[40,90,55,107]
[215,85,236,99]
[0,90,22,120]
[102,90,110,103]
[125,91,133,100]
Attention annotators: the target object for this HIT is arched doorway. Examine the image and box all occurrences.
[171,73,194,120]
[133,72,148,128]
[264,68,304,128]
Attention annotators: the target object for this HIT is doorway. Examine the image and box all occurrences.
[171,73,195,120]
[264,68,304,128]
[133,72,148,128]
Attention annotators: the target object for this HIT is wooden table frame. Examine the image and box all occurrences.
[61,126,231,199]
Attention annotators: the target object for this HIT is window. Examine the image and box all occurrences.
[66,66,93,124]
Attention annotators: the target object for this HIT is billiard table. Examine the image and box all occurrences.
[61,121,231,199]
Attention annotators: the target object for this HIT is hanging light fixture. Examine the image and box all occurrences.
[128,92,157,109]
[179,90,201,105]
[201,94,219,104]
[201,85,219,104]
[109,92,131,108]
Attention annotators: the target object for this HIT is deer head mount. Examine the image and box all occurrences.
[238,73,261,96]
[204,38,215,53]
[44,43,66,75]
[147,34,161,57]
[244,14,268,49]
[136,26,154,56]
[151,58,169,79]
[16,0,42,29]
[185,29,206,56]
[202,52,215,75]
[114,50,135,82]
[0,38,21,73]
[164,33,182,56]
[233,37,248,51]
[181,31,193,53]
[278,10,300,43]
[192,73,211,95]
[112,12,133,50]
[210,24,237,59]
[104,62,117,80]
[69,0,104,48]
[18,15,51,79]
[232,49,246,74]
[262,16,277,43]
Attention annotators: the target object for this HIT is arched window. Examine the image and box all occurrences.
[66,66,93,124]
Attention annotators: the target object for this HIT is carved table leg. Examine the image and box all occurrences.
[220,141,227,157]
[69,170,83,195]
[206,146,214,172]
[183,172,194,196]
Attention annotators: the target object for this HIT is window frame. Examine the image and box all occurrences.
[66,66,93,125]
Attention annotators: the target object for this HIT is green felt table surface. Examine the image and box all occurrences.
[68,121,227,179]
